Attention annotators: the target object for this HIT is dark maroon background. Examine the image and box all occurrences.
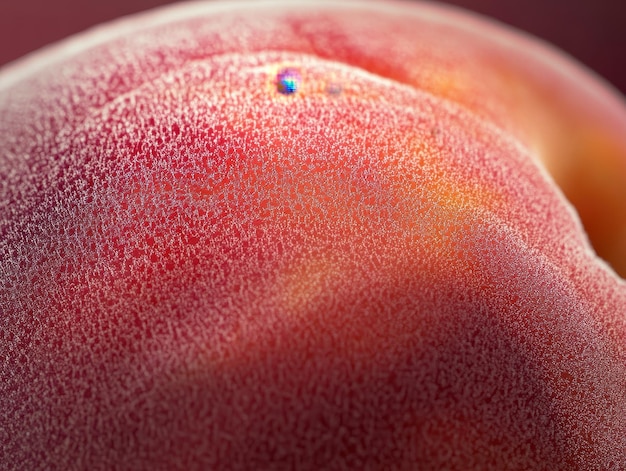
[0,0,625,97]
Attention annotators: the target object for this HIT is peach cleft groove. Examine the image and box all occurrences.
[1,1,626,470]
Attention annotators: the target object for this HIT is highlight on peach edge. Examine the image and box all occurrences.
[0,1,625,470]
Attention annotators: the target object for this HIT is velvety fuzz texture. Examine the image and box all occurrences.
[1,1,625,470]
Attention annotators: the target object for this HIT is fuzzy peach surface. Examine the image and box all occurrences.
[1,1,626,470]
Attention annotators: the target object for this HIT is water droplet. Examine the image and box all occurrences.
[326,81,343,96]
[276,67,301,95]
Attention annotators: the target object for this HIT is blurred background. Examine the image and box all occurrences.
[0,0,624,96]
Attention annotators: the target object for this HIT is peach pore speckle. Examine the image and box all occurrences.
[1,1,626,470]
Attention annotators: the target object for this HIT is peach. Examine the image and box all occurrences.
[1,0,625,469]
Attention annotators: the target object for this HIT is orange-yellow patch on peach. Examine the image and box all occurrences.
[275,251,349,315]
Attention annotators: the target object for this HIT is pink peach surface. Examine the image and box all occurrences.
[1,0,625,469]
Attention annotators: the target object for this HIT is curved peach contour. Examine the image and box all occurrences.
[1,1,625,469]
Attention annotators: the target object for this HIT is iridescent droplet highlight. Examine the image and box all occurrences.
[276,68,301,95]
[326,81,343,96]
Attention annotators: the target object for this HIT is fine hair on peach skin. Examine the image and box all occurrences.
[1,1,625,470]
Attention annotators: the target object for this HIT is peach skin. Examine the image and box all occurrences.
[1,0,625,469]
